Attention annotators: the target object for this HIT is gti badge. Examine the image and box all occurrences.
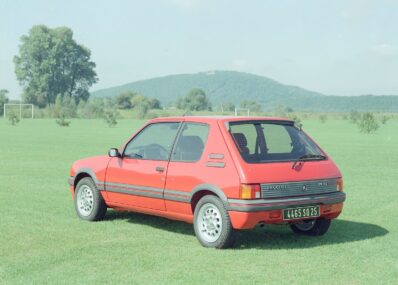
[302,185,308,192]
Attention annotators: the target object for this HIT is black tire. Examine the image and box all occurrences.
[290,218,331,236]
[74,177,107,221]
[193,195,235,249]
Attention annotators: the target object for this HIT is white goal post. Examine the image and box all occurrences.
[234,108,250,116]
[3,104,34,119]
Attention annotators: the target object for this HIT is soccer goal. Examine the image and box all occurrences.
[3,104,34,119]
[234,108,250,116]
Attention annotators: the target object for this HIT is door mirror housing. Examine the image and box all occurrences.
[108,148,121,158]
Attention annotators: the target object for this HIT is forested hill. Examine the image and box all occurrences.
[91,71,398,112]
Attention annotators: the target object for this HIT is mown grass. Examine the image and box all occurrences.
[0,118,397,284]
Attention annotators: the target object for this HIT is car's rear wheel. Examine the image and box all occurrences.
[193,195,235,249]
[74,177,107,221]
[289,218,331,236]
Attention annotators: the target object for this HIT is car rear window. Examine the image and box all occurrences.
[228,121,324,163]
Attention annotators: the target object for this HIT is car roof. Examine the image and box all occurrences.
[149,116,294,124]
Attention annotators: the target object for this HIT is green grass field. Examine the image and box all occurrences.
[1,118,397,284]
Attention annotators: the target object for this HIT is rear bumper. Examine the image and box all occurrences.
[228,191,346,229]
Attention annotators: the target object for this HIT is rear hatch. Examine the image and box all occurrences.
[223,119,342,198]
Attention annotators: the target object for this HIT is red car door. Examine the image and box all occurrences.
[105,122,181,210]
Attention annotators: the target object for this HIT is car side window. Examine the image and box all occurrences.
[124,122,180,161]
[171,123,209,162]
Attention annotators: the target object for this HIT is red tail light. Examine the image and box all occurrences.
[240,184,261,199]
[337,178,343,192]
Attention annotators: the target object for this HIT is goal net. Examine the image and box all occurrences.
[3,104,34,119]
[234,108,250,116]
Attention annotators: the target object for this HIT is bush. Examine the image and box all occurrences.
[349,110,360,124]
[103,109,118,127]
[7,111,20,126]
[220,102,235,112]
[273,105,293,117]
[56,114,70,127]
[319,114,327,123]
[53,94,77,118]
[240,100,262,112]
[358,112,379,133]
[132,95,151,119]
[287,114,303,129]
[381,115,390,125]
[77,98,106,119]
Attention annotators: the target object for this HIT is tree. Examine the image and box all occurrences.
[221,102,235,112]
[358,112,379,133]
[148,98,162,109]
[176,88,210,111]
[240,100,262,112]
[132,95,150,119]
[0,89,9,116]
[14,25,97,107]
[115,91,136,109]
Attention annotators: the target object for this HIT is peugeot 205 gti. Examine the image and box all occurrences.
[68,116,346,248]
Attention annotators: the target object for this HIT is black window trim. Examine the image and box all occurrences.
[169,121,210,163]
[227,120,328,164]
[122,121,183,162]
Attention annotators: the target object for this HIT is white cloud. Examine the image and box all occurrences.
[371,44,397,57]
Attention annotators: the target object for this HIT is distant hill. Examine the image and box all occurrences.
[91,71,398,112]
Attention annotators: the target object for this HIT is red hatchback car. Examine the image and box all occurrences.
[68,116,346,248]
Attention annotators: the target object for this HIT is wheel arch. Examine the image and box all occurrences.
[190,184,229,213]
[73,168,98,191]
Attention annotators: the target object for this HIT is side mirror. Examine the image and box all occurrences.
[108,148,121,158]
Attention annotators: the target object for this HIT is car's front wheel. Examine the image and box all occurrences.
[193,195,235,249]
[289,218,331,236]
[74,177,107,221]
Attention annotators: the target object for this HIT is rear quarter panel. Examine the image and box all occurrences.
[164,120,241,215]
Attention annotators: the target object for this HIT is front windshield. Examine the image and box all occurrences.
[229,121,324,163]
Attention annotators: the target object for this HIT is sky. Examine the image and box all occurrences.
[1,0,398,99]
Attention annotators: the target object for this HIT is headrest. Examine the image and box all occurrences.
[232,133,248,147]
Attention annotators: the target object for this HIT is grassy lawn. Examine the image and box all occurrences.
[0,118,397,284]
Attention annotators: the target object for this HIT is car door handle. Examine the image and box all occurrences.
[155,166,165,173]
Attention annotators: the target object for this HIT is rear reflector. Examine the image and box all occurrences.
[270,210,281,219]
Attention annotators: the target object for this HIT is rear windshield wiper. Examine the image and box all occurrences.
[291,154,327,169]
